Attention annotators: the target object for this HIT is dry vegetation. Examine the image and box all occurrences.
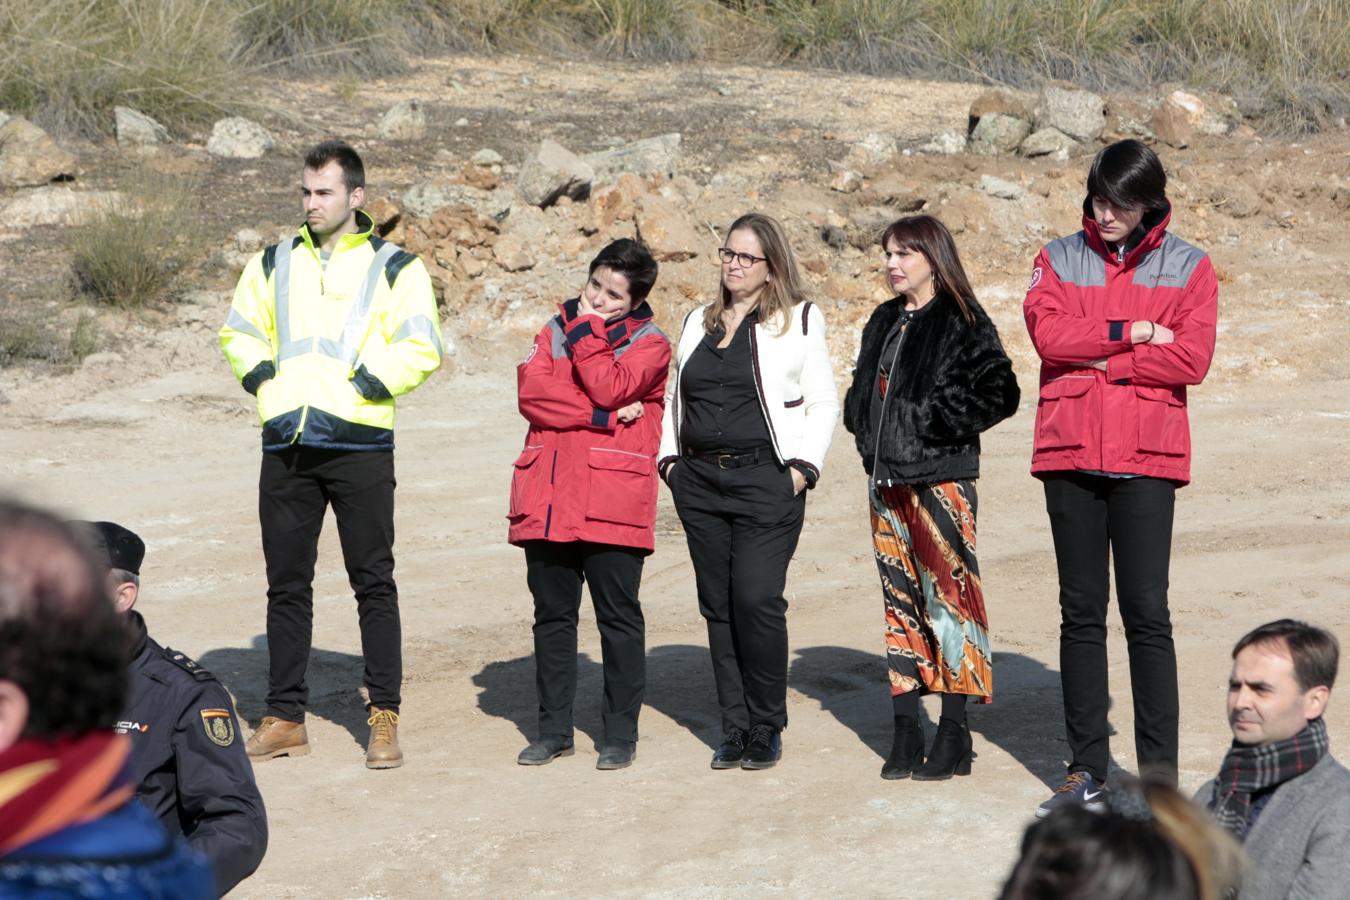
[2,0,1346,134]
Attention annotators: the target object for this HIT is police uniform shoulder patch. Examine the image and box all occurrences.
[163,647,216,682]
[200,709,236,747]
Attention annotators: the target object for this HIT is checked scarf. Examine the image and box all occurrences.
[1210,716,1329,840]
[0,731,134,856]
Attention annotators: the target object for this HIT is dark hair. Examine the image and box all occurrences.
[999,779,1241,900]
[0,500,128,739]
[1234,619,1339,692]
[588,238,659,304]
[304,139,365,192]
[880,215,978,324]
[1086,139,1168,213]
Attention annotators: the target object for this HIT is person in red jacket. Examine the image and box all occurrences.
[508,239,671,771]
[1024,140,1218,818]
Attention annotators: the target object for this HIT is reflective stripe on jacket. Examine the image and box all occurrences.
[1023,202,1217,484]
[508,299,671,551]
[219,211,443,451]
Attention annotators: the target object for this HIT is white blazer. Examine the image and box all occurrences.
[658,301,840,483]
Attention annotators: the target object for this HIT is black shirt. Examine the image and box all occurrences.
[680,310,773,453]
[120,611,268,897]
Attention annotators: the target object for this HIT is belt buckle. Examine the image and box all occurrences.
[716,454,734,469]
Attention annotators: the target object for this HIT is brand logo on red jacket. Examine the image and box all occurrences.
[1029,267,1043,290]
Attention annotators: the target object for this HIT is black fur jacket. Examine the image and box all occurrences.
[843,293,1020,483]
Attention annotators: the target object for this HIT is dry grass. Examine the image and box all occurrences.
[1,0,1345,135]
[0,304,99,368]
[69,173,193,309]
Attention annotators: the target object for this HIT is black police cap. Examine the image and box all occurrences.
[76,520,146,576]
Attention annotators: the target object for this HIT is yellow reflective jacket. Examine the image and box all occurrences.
[219,211,443,451]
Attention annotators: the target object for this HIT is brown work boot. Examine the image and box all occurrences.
[246,716,310,761]
[366,706,403,769]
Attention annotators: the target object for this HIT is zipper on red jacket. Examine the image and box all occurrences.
[543,449,558,538]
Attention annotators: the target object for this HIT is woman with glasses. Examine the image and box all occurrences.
[843,215,1019,781]
[1025,140,1217,817]
[658,212,839,771]
[509,239,671,771]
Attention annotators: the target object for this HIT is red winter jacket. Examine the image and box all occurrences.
[1024,202,1217,485]
[507,299,671,551]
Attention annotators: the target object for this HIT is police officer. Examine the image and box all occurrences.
[81,521,268,898]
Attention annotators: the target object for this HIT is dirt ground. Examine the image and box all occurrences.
[2,53,1350,899]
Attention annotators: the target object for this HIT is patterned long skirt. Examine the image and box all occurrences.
[870,479,993,702]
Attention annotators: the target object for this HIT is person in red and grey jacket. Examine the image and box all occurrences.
[1025,140,1218,819]
[508,239,670,772]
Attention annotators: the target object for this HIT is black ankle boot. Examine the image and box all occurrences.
[881,715,925,780]
[912,716,973,780]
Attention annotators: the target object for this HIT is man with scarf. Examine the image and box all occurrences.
[0,501,212,897]
[1198,619,1350,900]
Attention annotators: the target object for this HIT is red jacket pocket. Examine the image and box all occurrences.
[1034,376,1093,451]
[508,446,545,520]
[585,448,654,527]
[1134,386,1188,456]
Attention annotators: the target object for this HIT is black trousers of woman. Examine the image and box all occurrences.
[524,540,647,745]
[1043,472,1178,784]
[672,456,806,734]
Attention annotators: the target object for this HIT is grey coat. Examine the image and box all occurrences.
[1196,753,1350,900]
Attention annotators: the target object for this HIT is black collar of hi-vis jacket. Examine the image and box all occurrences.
[558,297,656,346]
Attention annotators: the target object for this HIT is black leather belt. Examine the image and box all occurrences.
[684,447,771,469]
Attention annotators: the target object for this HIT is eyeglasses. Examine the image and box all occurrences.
[718,248,767,268]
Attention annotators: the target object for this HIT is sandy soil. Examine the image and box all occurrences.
[2,52,1349,899]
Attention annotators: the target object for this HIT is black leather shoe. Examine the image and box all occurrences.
[740,724,782,770]
[912,716,973,780]
[710,728,748,769]
[516,735,574,766]
[881,715,925,780]
[596,741,636,770]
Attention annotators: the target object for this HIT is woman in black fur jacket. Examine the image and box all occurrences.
[842,215,1019,781]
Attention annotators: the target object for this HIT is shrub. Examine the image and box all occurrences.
[0,0,242,135]
[69,173,191,309]
[0,305,98,368]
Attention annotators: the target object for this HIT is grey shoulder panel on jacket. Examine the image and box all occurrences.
[1132,233,1209,289]
[1044,232,1105,287]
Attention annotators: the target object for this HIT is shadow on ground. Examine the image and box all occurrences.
[199,634,371,749]
[472,643,723,751]
[790,645,1119,787]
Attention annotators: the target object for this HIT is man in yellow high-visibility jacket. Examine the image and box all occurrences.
[219,140,442,770]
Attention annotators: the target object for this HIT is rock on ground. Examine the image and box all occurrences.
[114,107,170,147]
[378,100,427,141]
[969,114,1032,155]
[583,133,681,184]
[206,117,275,159]
[0,117,76,188]
[1151,101,1194,149]
[1020,127,1078,160]
[0,187,121,227]
[517,139,593,207]
[969,89,1034,129]
[635,194,702,261]
[979,175,1023,200]
[845,132,898,167]
[919,130,965,155]
[1034,86,1105,143]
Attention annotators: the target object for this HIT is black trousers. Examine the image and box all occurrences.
[671,456,806,734]
[259,447,400,721]
[524,540,646,744]
[1043,472,1178,783]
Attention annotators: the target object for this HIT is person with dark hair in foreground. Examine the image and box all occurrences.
[509,239,670,770]
[843,215,1019,781]
[76,520,267,897]
[1000,777,1241,900]
[220,139,444,769]
[1025,139,1219,815]
[1197,619,1350,900]
[0,500,213,898]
